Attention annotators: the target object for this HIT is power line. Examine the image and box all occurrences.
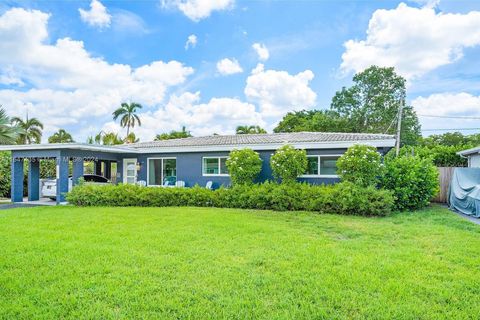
[421,128,480,131]
[417,114,480,120]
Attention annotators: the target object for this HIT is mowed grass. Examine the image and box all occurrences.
[0,205,479,319]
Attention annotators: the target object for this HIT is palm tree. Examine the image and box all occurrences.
[236,125,267,134]
[11,114,44,144]
[112,102,142,136]
[124,132,139,144]
[0,107,22,145]
[48,129,74,143]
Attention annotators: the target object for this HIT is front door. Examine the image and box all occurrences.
[123,158,137,184]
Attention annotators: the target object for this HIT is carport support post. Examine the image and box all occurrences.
[72,157,84,186]
[105,160,111,180]
[56,156,69,204]
[94,160,102,176]
[11,157,24,202]
[28,159,40,201]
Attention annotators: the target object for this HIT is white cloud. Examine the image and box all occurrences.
[79,0,112,28]
[216,58,243,75]
[0,8,193,139]
[252,43,269,61]
[185,34,197,50]
[340,3,480,79]
[244,64,316,118]
[104,92,265,139]
[412,92,480,132]
[161,0,234,22]
[111,10,149,34]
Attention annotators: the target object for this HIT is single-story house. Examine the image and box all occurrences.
[457,146,480,167]
[0,132,395,204]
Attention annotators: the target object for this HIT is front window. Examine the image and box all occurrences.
[303,155,340,177]
[148,158,177,186]
[320,156,338,175]
[203,157,228,175]
[305,156,319,175]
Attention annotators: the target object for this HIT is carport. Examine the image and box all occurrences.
[3,144,136,204]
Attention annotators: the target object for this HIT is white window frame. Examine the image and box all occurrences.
[301,154,341,178]
[202,156,229,177]
[147,157,177,186]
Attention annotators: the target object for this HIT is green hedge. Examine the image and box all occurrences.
[66,181,394,216]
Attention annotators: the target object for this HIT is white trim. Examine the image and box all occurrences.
[0,139,396,154]
[202,156,229,177]
[123,158,137,184]
[135,139,396,154]
[146,157,177,186]
[0,143,135,153]
[300,154,342,178]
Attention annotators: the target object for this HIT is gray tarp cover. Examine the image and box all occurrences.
[449,168,480,217]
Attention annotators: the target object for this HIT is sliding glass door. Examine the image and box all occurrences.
[148,158,177,186]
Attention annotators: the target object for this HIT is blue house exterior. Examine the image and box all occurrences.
[0,132,396,204]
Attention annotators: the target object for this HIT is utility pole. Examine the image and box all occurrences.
[395,101,404,156]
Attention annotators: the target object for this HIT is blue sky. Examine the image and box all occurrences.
[0,0,479,142]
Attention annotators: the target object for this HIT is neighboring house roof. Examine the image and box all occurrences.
[457,146,480,157]
[0,132,396,154]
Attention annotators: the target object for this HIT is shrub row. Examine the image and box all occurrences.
[66,181,394,216]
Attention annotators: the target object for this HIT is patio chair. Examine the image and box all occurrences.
[205,181,213,190]
[175,180,185,188]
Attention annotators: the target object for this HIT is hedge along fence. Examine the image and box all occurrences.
[66,181,395,216]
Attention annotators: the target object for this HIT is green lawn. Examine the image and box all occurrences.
[0,206,479,319]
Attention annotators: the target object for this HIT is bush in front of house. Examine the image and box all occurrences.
[66,181,394,216]
[270,145,308,184]
[337,144,383,187]
[381,153,439,211]
[226,149,263,185]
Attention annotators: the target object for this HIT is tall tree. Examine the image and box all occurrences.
[112,102,142,136]
[274,66,421,146]
[10,114,43,144]
[330,66,420,145]
[236,125,267,134]
[0,107,22,145]
[155,126,192,140]
[48,129,74,143]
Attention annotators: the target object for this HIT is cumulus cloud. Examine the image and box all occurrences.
[412,92,480,132]
[252,43,269,61]
[103,92,265,139]
[79,0,111,28]
[244,64,316,118]
[216,58,243,75]
[340,3,480,79]
[0,8,193,138]
[185,34,197,50]
[161,0,234,22]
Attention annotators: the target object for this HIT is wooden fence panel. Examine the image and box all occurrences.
[432,167,457,203]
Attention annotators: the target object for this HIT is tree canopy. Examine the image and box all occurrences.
[10,115,44,144]
[274,66,421,146]
[48,129,74,143]
[0,107,22,145]
[155,126,192,140]
[236,125,267,134]
[112,102,142,136]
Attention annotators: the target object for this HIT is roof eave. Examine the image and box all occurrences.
[0,143,138,153]
[133,139,397,154]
